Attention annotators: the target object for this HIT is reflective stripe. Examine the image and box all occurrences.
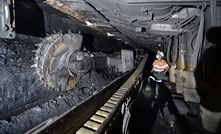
[149,76,162,82]
[154,64,168,68]
[153,68,164,71]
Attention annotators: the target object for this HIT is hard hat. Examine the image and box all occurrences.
[156,51,164,58]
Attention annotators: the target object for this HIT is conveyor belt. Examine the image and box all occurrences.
[77,55,147,134]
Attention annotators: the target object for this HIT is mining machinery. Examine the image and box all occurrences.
[1,0,221,133]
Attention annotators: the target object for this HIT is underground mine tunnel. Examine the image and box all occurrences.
[0,0,221,134]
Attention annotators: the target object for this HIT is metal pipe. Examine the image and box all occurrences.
[210,0,217,27]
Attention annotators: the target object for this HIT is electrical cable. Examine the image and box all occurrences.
[166,36,179,65]
[179,15,197,28]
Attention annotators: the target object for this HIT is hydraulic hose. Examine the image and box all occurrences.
[192,10,204,70]
[166,36,179,65]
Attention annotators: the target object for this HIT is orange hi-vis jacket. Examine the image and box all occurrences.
[152,59,169,72]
